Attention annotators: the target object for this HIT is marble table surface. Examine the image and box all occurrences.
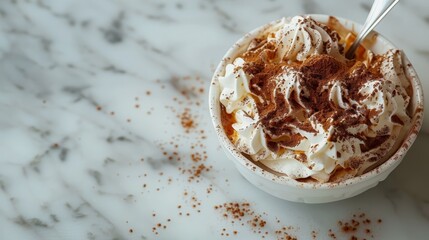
[1,0,428,239]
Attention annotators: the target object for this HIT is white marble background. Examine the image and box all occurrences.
[0,0,428,239]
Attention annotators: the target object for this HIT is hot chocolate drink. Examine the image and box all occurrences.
[218,16,412,183]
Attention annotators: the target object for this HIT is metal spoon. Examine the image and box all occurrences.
[345,0,399,59]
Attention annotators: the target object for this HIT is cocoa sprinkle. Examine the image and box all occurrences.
[328,212,382,239]
[214,202,297,239]
[179,108,196,132]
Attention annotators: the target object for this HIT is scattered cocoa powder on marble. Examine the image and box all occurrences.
[327,212,382,239]
[179,108,196,132]
[191,151,206,162]
[156,135,212,183]
[187,163,212,183]
[142,75,212,236]
[206,184,213,194]
[214,202,297,239]
[328,229,337,239]
[151,221,169,235]
[274,226,297,240]
[311,230,318,239]
[168,75,206,100]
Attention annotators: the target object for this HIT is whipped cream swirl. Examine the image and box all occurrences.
[269,16,344,61]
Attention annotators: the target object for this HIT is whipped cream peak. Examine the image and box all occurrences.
[273,67,309,114]
[329,81,349,109]
[270,16,344,62]
[219,58,251,114]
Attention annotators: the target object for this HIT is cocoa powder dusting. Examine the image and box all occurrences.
[180,108,196,132]
[223,20,393,162]
[212,201,383,239]
[214,202,297,239]
[326,212,382,239]
[140,75,216,236]
[241,49,383,157]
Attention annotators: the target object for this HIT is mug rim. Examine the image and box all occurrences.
[208,14,425,190]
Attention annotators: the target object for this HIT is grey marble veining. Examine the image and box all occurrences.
[0,0,428,239]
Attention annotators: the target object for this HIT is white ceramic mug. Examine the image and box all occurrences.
[209,14,424,204]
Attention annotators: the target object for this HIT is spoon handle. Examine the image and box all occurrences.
[345,0,399,59]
